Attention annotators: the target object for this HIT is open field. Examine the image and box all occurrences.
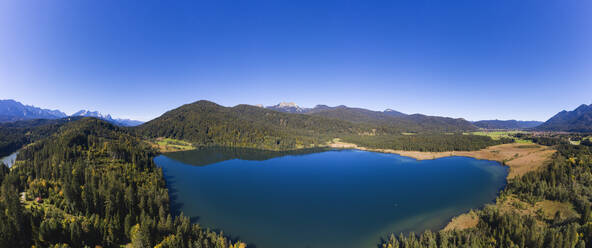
[148,137,194,153]
[329,139,555,179]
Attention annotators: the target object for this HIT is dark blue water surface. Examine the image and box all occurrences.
[154,147,507,248]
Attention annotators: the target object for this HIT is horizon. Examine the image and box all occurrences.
[1,1,591,121]
[0,98,567,122]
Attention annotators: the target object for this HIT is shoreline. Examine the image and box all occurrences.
[328,140,556,232]
[328,140,555,180]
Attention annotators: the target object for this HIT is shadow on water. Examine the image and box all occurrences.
[164,146,331,167]
[160,166,185,216]
[159,146,332,226]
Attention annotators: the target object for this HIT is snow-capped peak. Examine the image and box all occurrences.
[72,110,113,120]
[278,102,298,108]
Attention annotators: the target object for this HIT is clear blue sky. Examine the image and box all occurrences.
[1,1,590,121]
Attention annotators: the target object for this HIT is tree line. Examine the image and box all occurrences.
[341,133,511,152]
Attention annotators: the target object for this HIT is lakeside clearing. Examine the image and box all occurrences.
[328,139,555,179]
[148,137,194,153]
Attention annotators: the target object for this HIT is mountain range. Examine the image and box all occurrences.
[264,102,406,117]
[2,99,592,132]
[0,99,143,126]
[536,104,592,132]
[71,110,143,126]
[0,99,67,122]
[263,102,470,130]
[134,100,484,151]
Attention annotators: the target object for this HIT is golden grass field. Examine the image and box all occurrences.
[149,137,194,153]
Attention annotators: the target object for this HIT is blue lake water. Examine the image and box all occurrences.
[154,147,507,248]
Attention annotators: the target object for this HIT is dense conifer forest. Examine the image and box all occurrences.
[0,117,81,157]
[341,133,512,152]
[0,118,245,247]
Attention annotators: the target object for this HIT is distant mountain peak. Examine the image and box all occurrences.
[278,102,298,108]
[72,110,112,120]
[0,99,67,122]
[72,109,142,126]
[574,104,591,113]
[382,108,406,117]
[267,102,307,113]
[536,103,592,132]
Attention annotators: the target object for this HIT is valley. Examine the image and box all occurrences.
[0,99,591,248]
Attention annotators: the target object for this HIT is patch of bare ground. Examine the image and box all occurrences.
[443,210,479,231]
[328,139,556,179]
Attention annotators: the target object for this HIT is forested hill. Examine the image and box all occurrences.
[0,117,83,157]
[537,104,592,132]
[134,100,479,150]
[306,105,405,124]
[473,120,543,130]
[289,104,476,132]
[134,100,361,150]
[0,117,244,247]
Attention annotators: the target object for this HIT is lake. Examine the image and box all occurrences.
[0,151,18,168]
[154,147,507,248]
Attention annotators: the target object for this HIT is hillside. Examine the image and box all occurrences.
[134,100,358,150]
[307,105,403,123]
[0,99,67,122]
[537,104,592,132]
[0,117,82,157]
[307,105,476,133]
[260,102,474,133]
[134,100,496,151]
[0,117,242,247]
[473,120,543,129]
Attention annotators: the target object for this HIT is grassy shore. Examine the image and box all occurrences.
[328,139,555,179]
[328,138,564,235]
